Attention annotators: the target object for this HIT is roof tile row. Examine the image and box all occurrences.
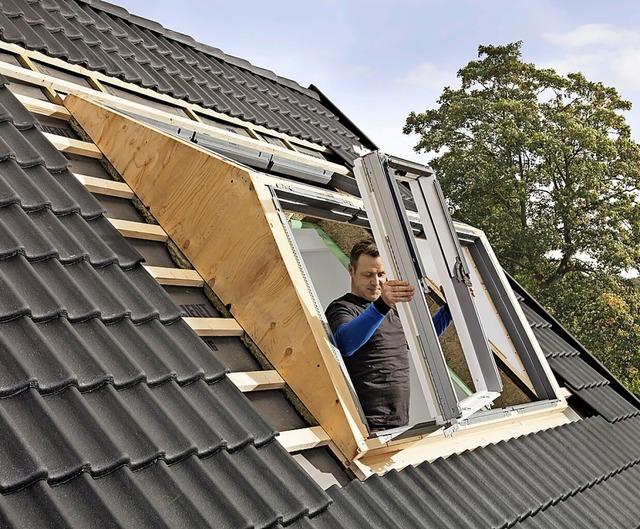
[0,0,364,161]
[296,415,640,528]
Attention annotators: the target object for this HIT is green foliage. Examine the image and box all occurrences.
[538,273,640,396]
[405,42,640,394]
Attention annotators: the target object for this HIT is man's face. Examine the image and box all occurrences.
[349,254,386,302]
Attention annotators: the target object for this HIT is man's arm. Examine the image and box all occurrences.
[432,304,452,337]
[333,297,390,357]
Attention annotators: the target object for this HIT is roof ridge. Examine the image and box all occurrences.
[75,0,321,101]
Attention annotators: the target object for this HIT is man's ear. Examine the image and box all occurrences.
[348,263,354,276]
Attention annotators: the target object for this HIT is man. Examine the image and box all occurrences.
[325,240,452,430]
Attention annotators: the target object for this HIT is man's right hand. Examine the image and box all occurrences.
[380,280,415,307]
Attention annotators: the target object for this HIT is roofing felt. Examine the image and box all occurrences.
[0,75,330,527]
[0,0,368,164]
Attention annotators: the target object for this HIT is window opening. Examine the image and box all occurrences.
[354,151,503,426]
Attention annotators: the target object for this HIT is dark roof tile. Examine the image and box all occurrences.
[39,388,126,474]
[0,388,88,484]
[37,258,111,321]
[164,319,228,382]
[82,214,145,268]
[575,385,640,422]
[0,12,28,44]
[28,209,87,264]
[93,263,159,323]
[1,160,51,210]
[0,316,75,395]
[181,378,276,450]
[2,205,61,259]
[71,317,145,388]
[128,460,215,528]
[547,354,608,389]
[130,318,204,384]
[106,318,175,385]
[114,382,206,463]
[0,254,66,321]
[36,316,111,390]
[85,382,179,465]
[0,404,48,493]
[0,0,367,160]
[122,263,185,322]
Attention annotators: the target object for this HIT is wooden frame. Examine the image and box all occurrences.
[75,173,135,199]
[143,266,204,287]
[108,218,168,242]
[66,95,368,464]
[277,426,332,452]
[44,133,102,158]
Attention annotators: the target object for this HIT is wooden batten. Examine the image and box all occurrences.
[108,218,168,241]
[277,426,332,452]
[75,173,135,199]
[184,317,244,337]
[66,95,367,462]
[45,133,102,158]
[227,370,285,392]
[143,265,204,287]
[16,94,70,120]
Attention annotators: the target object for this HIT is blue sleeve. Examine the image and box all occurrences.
[334,302,386,357]
[433,304,452,337]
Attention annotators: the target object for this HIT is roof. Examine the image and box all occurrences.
[0,0,370,164]
[289,287,640,528]
[1,0,640,527]
[0,75,329,528]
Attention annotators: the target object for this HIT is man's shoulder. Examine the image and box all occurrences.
[326,293,367,311]
[325,293,369,322]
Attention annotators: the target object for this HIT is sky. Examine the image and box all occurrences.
[114,0,640,163]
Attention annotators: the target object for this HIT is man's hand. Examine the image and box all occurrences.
[380,280,415,307]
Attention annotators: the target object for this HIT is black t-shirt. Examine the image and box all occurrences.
[326,293,410,429]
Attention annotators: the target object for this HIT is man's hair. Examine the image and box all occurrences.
[350,239,379,270]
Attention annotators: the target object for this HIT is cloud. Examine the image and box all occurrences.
[400,62,457,89]
[543,23,640,49]
[541,24,640,93]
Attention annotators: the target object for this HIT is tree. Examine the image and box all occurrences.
[404,41,640,392]
[404,42,640,290]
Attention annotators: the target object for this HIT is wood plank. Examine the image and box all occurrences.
[277,426,331,452]
[227,370,285,392]
[16,94,70,119]
[75,173,134,199]
[108,218,168,242]
[184,317,244,337]
[44,132,102,158]
[143,265,204,287]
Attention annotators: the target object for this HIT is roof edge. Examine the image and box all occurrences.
[77,0,321,101]
[309,83,378,163]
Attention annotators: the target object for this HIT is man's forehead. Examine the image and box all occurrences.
[355,254,385,271]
